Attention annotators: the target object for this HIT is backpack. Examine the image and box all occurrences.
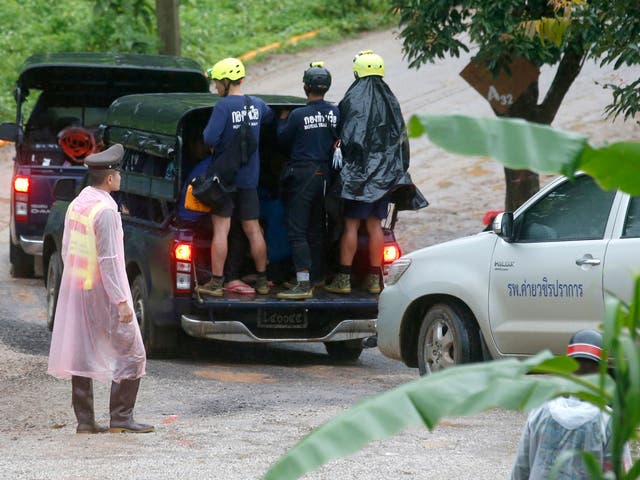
[191,95,258,207]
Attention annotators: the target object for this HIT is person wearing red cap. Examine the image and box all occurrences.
[510,329,631,479]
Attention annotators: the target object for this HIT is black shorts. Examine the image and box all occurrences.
[343,196,390,220]
[210,188,260,220]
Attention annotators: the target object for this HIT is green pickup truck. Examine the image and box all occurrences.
[43,92,403,360]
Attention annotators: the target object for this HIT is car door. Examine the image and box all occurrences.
[603,195,640,305]
[488,175,619,356]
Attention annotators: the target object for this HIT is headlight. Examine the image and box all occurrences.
[385,258,412,286]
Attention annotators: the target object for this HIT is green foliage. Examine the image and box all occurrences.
[391,0,561,71]
[603,279,640,479]
[390,0,639,121]
[0,0,394,122]
[590,0,640,68]
[580,142,640,195]
[407,114,588,176]
[604,79,640,122]
[86,0,157,52]
[0,1,90,120]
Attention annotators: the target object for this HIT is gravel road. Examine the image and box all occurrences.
[0,28,638,480]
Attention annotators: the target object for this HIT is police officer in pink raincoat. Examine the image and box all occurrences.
[47,144,153,434]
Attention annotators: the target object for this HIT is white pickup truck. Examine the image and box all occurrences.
[377,173,640,375]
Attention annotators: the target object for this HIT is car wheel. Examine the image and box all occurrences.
[417,302,481,375]
[45,251,62,331]
[131,275,177,358]
[324,340,363,362]
[10,239,34,278]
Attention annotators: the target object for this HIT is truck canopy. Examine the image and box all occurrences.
[103,92,307,202]
[105,92,306,156]
[16,53,210,100]
[106,92,306,136]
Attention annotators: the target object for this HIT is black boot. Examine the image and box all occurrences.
[71,376,108,434]
[109,378,154,433]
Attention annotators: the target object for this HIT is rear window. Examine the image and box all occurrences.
[20,92,113,166]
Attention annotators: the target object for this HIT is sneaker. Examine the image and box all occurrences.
[196,278,223,297]
[282,277,296,290]
[324,273,351,294]
[255,276,270,295]
[276,281,313,300]
[282,277,324,290]
[284,277,324,289]
[366,273,382,294]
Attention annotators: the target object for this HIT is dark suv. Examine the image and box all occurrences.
[43,92,402,360]
[0,53,209,277]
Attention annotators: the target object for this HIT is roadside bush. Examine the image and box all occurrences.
[84,0,157,53]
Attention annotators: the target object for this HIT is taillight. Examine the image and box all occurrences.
[14,176,30,193]
[13,176,30,221]
[174,242,192,292]
[175,243,192,262]
[382,242,401,277]
[383,243,401,264]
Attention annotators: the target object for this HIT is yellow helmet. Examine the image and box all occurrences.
[352,50,385,78]
[206,58,245,81]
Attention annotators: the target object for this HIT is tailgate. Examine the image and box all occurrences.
[185,287,379,341]
[15,165,85,231]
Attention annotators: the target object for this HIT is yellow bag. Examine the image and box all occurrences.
[185,184,212,213]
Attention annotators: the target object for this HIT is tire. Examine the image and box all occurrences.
[45,251,62,331]
[10,240,34,278]
[131,275,178,358]
[324,340,364,362]
[417,302,481,376]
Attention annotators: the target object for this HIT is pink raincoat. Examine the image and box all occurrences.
[48,186,146,383]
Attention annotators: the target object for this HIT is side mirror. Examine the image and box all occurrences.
[0,122,21,142]
[492,211,514,243]
[52,178,78,202]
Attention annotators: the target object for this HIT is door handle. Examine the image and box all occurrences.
[575,254,601,266]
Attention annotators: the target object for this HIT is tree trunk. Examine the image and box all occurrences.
[500,80,541,211]
[503,168,541,211]
[500,46,585,211]
[156,0,180,55]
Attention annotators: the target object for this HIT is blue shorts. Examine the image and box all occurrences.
[343,197,389,220]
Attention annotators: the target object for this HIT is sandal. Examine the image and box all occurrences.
[224,280,256,295]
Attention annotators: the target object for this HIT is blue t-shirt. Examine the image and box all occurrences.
[277,99,339,164]
[203,95,274,189]
[177,155,212,223]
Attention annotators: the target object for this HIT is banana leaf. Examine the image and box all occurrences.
[407,114,640,196]
[262,352,613,480]
[579,142,640,196]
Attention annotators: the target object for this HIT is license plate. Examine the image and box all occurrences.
[258,310,308,329]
